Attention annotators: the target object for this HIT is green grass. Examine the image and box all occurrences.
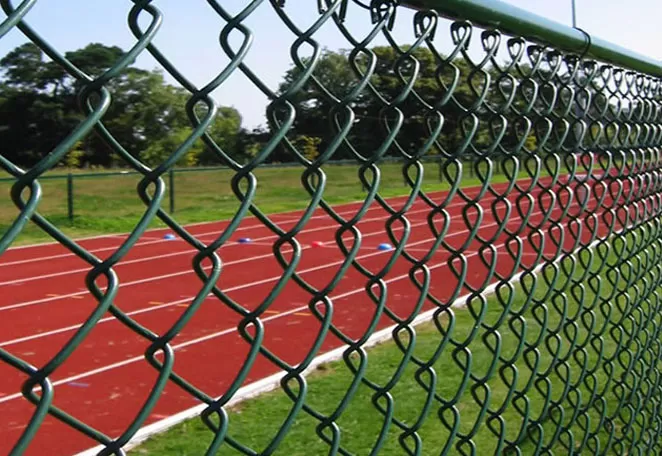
[131,229,662,455]
[0,161,516,246]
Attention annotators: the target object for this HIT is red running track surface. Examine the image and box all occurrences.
[0,176,625,455]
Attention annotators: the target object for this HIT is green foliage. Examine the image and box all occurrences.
[142,127,204,168]
[195,106,243,165]
[66,43,125,78]
[139,103,246,168]
[524,133,538,152]
[273,46,598,163]
[293,135,322,161]
[0,42,243,169]
[243,141,262,160]
[274,45,502,161]
[62,141,86,168]
[236,126,272,163]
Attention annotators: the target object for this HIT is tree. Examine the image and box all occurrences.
[272,45,504,162]
[0,42,244,168]
[272,46,589,164]
[0,81,80,166]
[195,106,243,166]
[141,105,244,168]
[293,135,322,161]
[0,42,54,91]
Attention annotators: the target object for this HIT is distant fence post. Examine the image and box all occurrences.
[169,168,175,213]
[67,173,74,221]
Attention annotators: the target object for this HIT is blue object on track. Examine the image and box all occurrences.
[164,233,176,240]
[377,243,393,251]
[238,237,252,244]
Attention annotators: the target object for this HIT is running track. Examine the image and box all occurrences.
[0,174,629,455]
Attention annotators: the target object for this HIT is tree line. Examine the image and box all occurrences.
[0,42,252,168]
[1,42,572,170]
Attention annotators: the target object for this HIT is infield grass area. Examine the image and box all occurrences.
[1,162,514,246]
[130,243,635,456]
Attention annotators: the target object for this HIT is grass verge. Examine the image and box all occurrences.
[131,228,660,455]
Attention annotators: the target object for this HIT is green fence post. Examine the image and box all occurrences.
[67,173,74,222]
[169,168,175,213]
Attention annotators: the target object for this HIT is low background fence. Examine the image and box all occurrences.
[2,157,491,221]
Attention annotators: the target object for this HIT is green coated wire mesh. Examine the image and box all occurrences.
[1,0,662,455]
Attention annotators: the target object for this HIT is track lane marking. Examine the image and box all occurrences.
[0,189,497,281]
[0,185,494,266]
[1,206,494,311]
[0,214,585,406]
[4,181,515,254]
[0,202,565,347]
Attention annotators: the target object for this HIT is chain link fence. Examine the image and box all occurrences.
[1,0,662,455]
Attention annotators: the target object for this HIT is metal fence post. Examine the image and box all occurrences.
[67,173,74,221]
[169,168,175,213]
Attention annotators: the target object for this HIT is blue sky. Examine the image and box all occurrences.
[0,0,659,130]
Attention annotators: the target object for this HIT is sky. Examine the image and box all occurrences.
[0,0,659,130]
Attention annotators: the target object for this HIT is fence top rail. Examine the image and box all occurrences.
[403,0,662,78]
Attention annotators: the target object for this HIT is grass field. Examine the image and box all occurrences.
[0,161,516,246]
[130,232,653,455]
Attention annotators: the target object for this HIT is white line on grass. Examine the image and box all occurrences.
[72,217,612,456]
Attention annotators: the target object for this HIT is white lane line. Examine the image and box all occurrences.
[1,190,575,316]
[0,206,373,267]
[0,186,490,269]
[0,213,470,312]
[5,179,521,254]
[0,202,448,286]
[0,182,510,267]
[0,182,544,284]
[0,204,373,268]
[404,248,444,254]
[0,249,197,287]
[0,205,555,346]
[0,179,536,286]
[0,232,526,405]
[0,189,452,262]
